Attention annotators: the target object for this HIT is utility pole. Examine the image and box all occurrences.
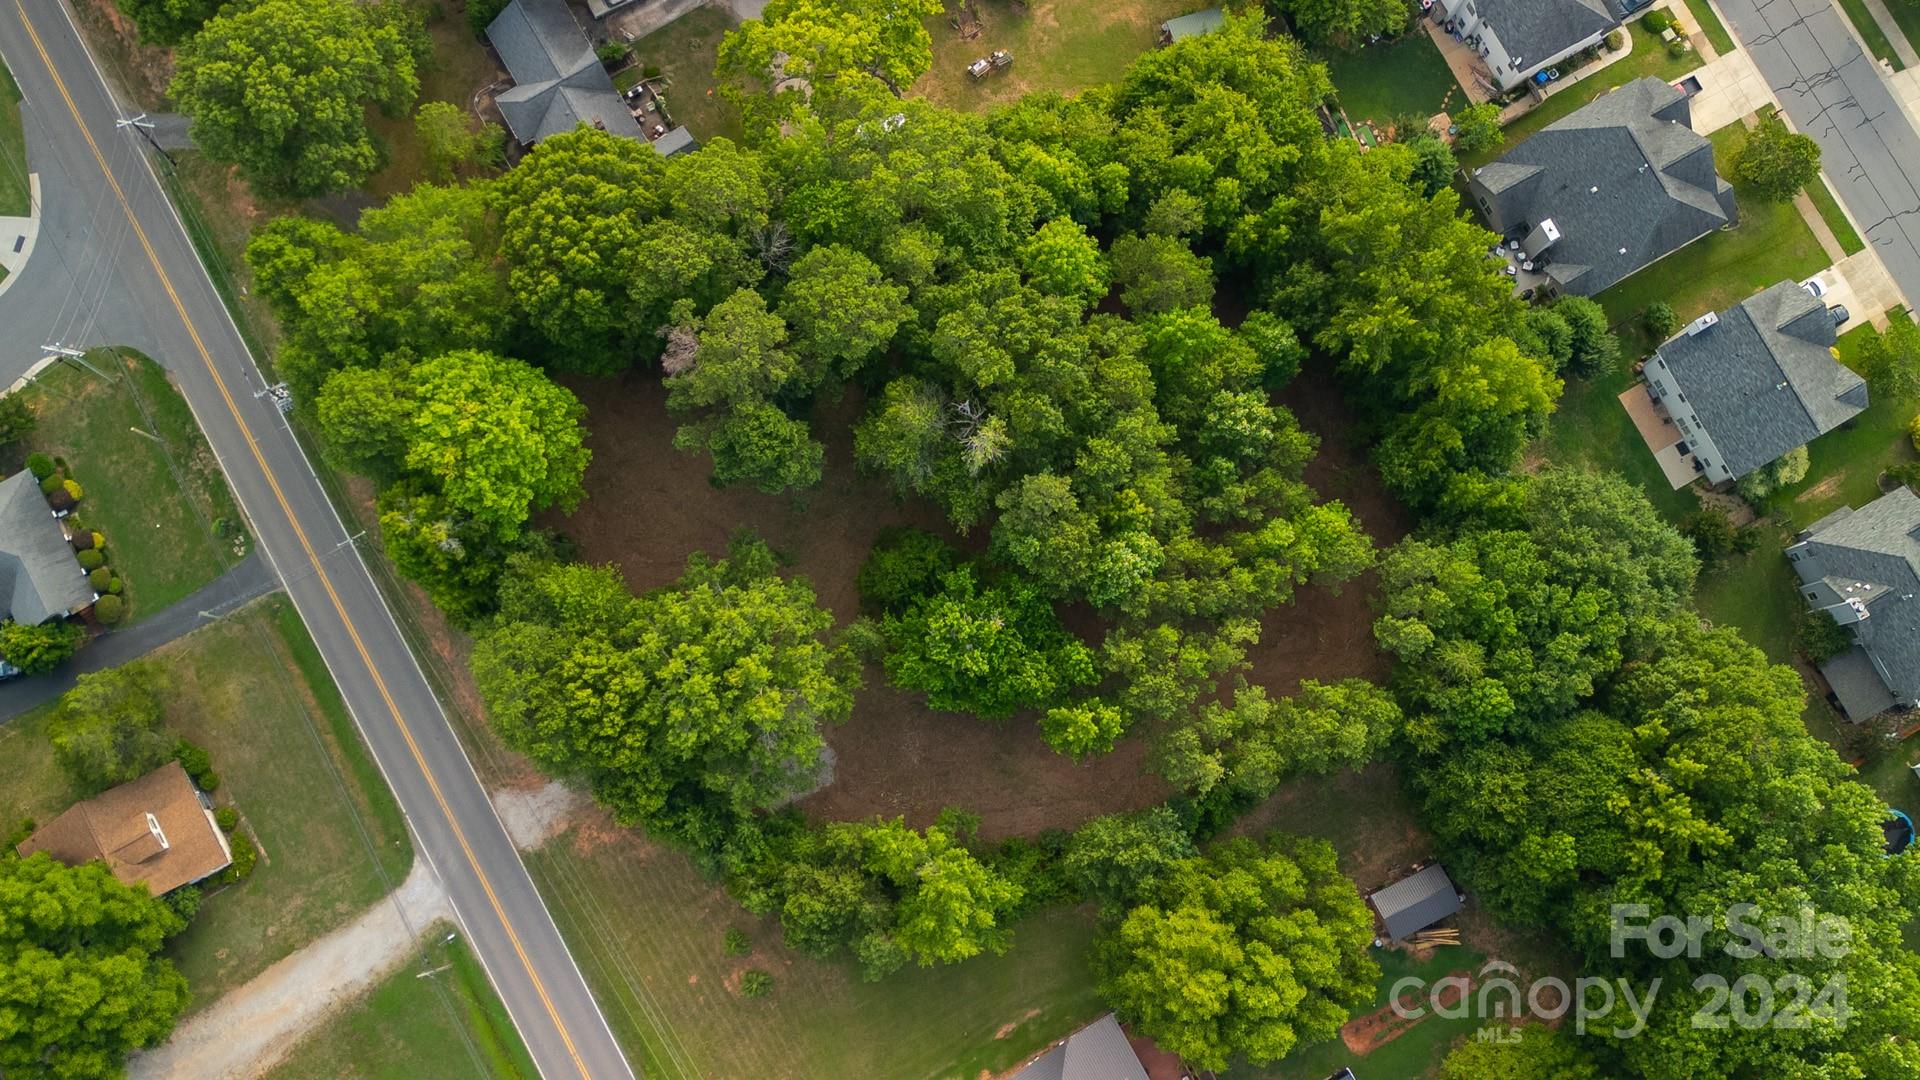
[43,344,110,380]
[114,114,175,168]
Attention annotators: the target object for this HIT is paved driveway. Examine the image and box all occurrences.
[1718,0,1920,312]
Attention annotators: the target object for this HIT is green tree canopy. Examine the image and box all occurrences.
[0,854,190,1079]
[1061,806,1196,911]
[1860,315,1920,401]
[0,620,84,677]
[879,566,1095,719]
[1095,835,1378,1072]
[402,350,591,536]
[1275,0,1407,44]
[473,538,859,846]
[48,663,174,795]
[1732,115,1822,201]
[171,0,421,196]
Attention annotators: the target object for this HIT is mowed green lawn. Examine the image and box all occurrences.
[914,0,1199,111]
[10,349,245,621]
[1835,0,1905,71]
[0,596,412,1010]
[1323,31,1462,125]
[1245,945,1488,1080]
[0,58,26,217]
[625,6,745,146]
[268,922,537,1080]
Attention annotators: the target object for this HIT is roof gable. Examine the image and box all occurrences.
[1469,79,1734,296]
[1474,0,1619,70]
[1795,490,1920,704]
[1369,864,1462,940]
[488,0,644,144]
[16,762,232,895]
[0,471,92,625]
[1656,281,1864,476]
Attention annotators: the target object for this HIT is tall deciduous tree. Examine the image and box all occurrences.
[47,663,174,794]
[1095,836,1377,1072]
[777,245,910,385]
[1732,115,1821,201]
[172,0,421,197]
[1274,0,1407,44]
[718,0,945,103]
[403,350,590,536]
[0,855,191,1078]
[0,620,84,677]
[879,566,1095,719]
[473,538,859,845]
[492,128,667,363]
[1860,315,1920,401]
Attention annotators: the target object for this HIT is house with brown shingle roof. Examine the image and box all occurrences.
[17,761,231,895]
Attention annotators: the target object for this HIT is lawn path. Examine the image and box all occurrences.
[130,858,453,1080]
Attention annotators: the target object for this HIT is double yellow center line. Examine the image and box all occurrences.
[10,4,594,1075]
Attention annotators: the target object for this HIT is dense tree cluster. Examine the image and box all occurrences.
[1093,835,1378,1071]
[47,663,175,795]
[171,0,424,197]
[1383,473,1920,1075]
[0,854,190,1078]
[472,536,858,851]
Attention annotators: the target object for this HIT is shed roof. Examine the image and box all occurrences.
[1162,8,1224,41]
[1369,864,1461,941]
[652,126,698,157]
[17,762,232,896]
[1654,281,1864,478]
[1467,77,1735,296]
[1009,1014,1149,1080]
[488,0,644,144]
[0,470,93,625]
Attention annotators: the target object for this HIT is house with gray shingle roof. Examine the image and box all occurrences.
[1463,77,1736,298]
[487,0,644,147]
[1641,281,1863,488]
[1432,0,1621,93]
[1008,1014,1149,1080]
[0,471,92,627]
[1786,488,1920,721]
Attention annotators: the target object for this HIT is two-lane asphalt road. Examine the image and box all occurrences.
[0,2,635,1076]
[1719,0,1920,312]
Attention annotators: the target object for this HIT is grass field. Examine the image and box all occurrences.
[361,0,507,202]
[627,7,745,147]
[1682,0,1736,55]
[0,58,27,218]
[1323,31,1463,126]
[1464,27,1705,167]
[1246,945,1488,1080]
[1597,118,1833,358]
[0,596,413,1010]
[9,349,244,621]
[1807,174,1867,256]
[914,0,1197,111]
[1883,0,1920,58]
[1836,0,1906,71]
[268,922,538,1080]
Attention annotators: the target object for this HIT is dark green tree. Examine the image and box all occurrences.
[47,663,174,794]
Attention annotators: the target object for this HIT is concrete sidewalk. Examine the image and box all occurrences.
[0,550,279,721]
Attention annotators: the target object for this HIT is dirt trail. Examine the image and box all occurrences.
[130,859,452,1080]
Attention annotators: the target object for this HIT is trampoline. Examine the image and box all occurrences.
[1886,810,1914,856]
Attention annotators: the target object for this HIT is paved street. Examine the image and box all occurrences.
[0,2,635,1076]
[1719,0,1920,312]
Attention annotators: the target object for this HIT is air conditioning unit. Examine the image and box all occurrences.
[1684,312,1720,336]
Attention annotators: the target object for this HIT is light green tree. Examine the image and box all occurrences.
[171,0,421,196]
[47,663,174,794]
[1732,116,1821,201]
[0,854,191,1079]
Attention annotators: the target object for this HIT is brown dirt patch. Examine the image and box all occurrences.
[1342,968,1471,1054]
[545,366,1406,838]
[994,1008,1041,1039]
[1794,474,1846,504]
[69,0,175,110]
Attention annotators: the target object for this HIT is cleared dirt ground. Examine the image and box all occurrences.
[548,362,1407,838]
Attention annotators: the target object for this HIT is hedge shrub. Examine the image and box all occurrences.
[175,740,217,790]
[62,479,82,500]
[25,453,54,480]
[93,595,124,625]
[108,577,122,595]
[739,969,772,998]
[88,567,111,592]
[723,928,751,956]
[217,832,258,884]
[77,549,104,571]
[214,806,240,832]
[38,474,60,495]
